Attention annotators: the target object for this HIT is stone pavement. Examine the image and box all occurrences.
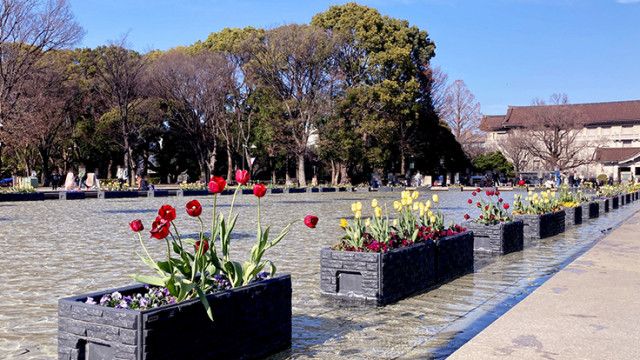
[449,210,640,360]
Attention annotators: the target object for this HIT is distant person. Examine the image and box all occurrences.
[136,175,150,191]
[116,165,128,189]
[64,170,76,190]
[51,171,60,190]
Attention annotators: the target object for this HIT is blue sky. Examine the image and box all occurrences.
[69,0,640,115]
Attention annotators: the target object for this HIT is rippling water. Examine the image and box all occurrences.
[0,190,637,359]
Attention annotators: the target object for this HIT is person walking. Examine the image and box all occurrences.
[116,165,128,190]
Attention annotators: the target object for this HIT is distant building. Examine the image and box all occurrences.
[481,99,640,182]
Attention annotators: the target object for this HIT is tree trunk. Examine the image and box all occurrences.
[39,147,50,185]
[400,148,406,175]
[226,147,233,183]
[297,152,306,187]
[107,159,113,179]
[207,146,217,181]
[270,158,276,185]
[330,160,337,186]
[339,163,350,185]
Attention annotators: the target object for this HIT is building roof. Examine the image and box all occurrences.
[479,115,505,131]
[595,147,640,164]
[481,99,640,131]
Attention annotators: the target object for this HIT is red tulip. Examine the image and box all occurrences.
[463,214,470,220]
[498,198,504,203]
[476,202,481,208]
[129,219,144,232]
[472,191,477,196]
[195,240,209,253]
[518,179,526,186]
[150,216,170,240]
[484,205,489,211]
[158,204,176,222]
[503,203,510,210]
[186,199,202,217]
[476,187,481,193]
[235,169,250,185]
[479,215,484,219]
[467,199,473,204]
[253,183,267,198]
[208,176,227,194]
[304,215,319,228]
[486,190,492,196]
[495,190,501,196]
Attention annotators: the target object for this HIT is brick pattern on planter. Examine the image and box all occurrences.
[564,206,582,227]
[514,210,565,240]
[463,221,523,255]
[320,242,434,305]
[59,275,292,360]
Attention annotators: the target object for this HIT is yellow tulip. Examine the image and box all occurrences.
[419,208,425,217]
[374,206,383,218]
[351,203,357,213]
[528,191,533,196]
[393,201,402,211]
[401,198,408,206]
[432,194,439,203]
[427,210,434,217]
[413,202,419,211]
[392,219,398,226]
[355,210,362,219]
[339,218,348,228]
[355,201,362,212]
[411,191,419,200]
[425,200,432,209]
[429,215,436,224]
[371,199,378,208]
[365,218,371,227]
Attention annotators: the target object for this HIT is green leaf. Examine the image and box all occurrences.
[132,274,166,287]
[196,288,214,321]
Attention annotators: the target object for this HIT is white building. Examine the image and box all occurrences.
[481,99,640,182]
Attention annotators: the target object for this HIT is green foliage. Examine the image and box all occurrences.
[473,151,514,176]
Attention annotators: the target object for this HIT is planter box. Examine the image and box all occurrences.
[177,189,210,197]
[320,242,435,305]
[581,201,599,219]
[310,187,320,193]
[320,187,336,193]
[564,206,582,226]
[58,275,292,360]
[463,221,523,255]
[0,192,45,202]
[147,190,169,198]
[269,188,284,194]
[514,210,566,240]
[434,231,475,282]
[338,187,349,192]
[611,196,619,209]
[625,193,631,204]
[98,191,139,199]
[598,198,609,214]
[286,187,307,193]
[59,192,86,200]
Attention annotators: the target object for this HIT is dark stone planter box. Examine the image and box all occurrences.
[147,190,169,198]
[463,221,523,255]
[98,191,139,199]
[320,232,474,305]
[310,187,320,193]
[320,242,435,305]
[377,186,394,192]
[625,193,631,204]
[611,196,619,209]
[0,192,45,202]
[338,187,349,192]
[582,201,599,219]
[241,188,254,195]
[58,275,292,360]
[564,206,582,226]
[286,187,307,193]
[59,192,86,200]
[598,198,609,214]
[320,187,336,193]
[270,188,284,194]
[514,210,565,240]
[178,189,210,197]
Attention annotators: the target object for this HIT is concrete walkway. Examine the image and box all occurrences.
[449,211,640,360]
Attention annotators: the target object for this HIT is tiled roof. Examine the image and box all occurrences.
[482,100,640,131]
[595,147,640,163]
[479,115,506,131]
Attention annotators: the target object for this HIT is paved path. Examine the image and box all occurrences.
[449,211,640,360]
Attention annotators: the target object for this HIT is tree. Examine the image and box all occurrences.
[249,24,335,186]
[0,0,82,173]
[93,40,147,184]
[473,151,514,176]
[497,131,529,176]
[442,79,482,157]
[524,94,597,171]
[149,49,233,180]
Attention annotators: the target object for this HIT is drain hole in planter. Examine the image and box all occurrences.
[76,339,114,360]
[337,271,363,295]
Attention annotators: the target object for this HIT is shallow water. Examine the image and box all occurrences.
[0,190,637,359]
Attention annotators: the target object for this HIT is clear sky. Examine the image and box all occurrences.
[69,0,640,115]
